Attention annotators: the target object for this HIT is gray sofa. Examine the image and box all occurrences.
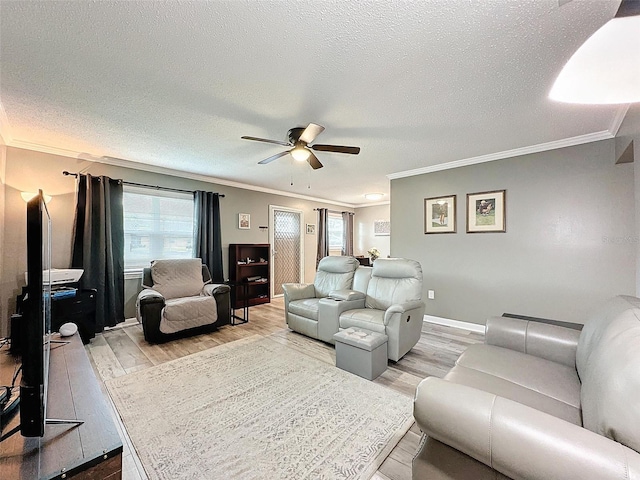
[412,295,640,479]
[283,256,425,361]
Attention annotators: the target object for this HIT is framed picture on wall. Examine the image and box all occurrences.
[306,223,316,235]
[238,213,251,229]
[374,220,390,236]
[466,190,506,233]
[424,195,456,234]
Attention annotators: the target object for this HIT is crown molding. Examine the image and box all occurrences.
[6,139,356,208]
[353,200,391,208]
[98,155,357,208]
[609,104,631,136]
[387,130,614,180]
[9,138,83,158]
[0,100,13,146]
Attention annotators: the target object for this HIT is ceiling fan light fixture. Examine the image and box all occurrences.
[549,1,640,104]
[291,146,311,162]
[364,193,385,201]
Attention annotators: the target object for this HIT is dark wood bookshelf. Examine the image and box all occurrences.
[229,244,271,309]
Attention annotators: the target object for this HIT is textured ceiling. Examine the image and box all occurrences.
[0,0,626,206]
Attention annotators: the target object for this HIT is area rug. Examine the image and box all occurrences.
[105,335,414,480]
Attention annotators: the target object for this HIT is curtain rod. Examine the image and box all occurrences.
[62,171,225,197]
[314,208,353,214]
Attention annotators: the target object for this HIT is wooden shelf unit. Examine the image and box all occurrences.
[229,243,271,308]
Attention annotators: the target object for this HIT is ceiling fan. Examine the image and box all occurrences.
[241,123,360,170]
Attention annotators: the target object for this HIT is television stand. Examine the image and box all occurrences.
[0,333,122,479]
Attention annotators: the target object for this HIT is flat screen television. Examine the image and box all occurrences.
[20,190,52,437]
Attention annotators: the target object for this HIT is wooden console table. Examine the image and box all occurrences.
[0,333,123,479]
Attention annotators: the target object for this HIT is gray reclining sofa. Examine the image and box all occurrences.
[283,256,425,361]
[413,295,640,479]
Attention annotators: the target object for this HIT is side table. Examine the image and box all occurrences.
[224,281,249,325]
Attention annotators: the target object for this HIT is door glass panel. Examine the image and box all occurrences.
[273,210,301,295]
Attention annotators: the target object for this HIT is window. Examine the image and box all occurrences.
[327,213,343,255]
[123,186,194,270]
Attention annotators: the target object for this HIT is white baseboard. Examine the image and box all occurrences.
[423,314,486,334]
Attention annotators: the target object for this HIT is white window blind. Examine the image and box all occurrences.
[327,213,343,253]
[123,186,195,269]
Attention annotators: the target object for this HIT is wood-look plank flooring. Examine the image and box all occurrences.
[86,297,484,480]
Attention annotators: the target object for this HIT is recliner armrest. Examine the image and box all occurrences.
[202,283,231,296]
[485,316,580,367]
[328,290,365,301]
[317,296,367,343]
[414,377,640,480]
[138,288,165,304]
[383,301,425,325]
[282,283,316,301]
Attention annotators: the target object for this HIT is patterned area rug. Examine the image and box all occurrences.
[105,336,414,480]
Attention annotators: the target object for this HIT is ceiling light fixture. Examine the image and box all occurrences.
[291,145,311,162]
[364,193,385,201]
[549,0,640,104]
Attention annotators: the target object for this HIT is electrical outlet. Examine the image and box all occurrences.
[428,290,435,300]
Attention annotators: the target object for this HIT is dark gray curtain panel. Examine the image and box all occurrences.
[71,174,125,332]
[316,208,329,266]
[341,211,354,256]
[194,191,224,282]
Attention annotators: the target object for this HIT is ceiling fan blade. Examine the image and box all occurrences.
[299,123,325,144]
[241,136,291,147]
[258,150,291,165]
[311,144,360,155]
[307,151,323,170]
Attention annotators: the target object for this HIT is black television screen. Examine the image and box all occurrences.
[19,190,52,437]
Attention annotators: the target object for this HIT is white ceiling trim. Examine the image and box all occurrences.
[5,137,357,208]
[10,138,84,159]
[387,130,614,180]
[99,155,358,208]
[609,104,631,136]
[0,100,13,145]
[354,200,390,208]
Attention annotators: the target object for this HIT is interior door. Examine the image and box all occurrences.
[269,206,304,297]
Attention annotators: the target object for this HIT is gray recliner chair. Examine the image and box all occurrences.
[337,258,426,361]
[282,256,360,343]
[136,258,230,343]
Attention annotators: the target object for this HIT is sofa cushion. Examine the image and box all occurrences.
[159,295,217,334]
[313,256,359,298]
[365,258,422,310]
[444,365,582,425]
[151,259,204,300]
[339,308,386,333]
[288,298,321,321]
[456,344,581,409]
[576,295,640,452]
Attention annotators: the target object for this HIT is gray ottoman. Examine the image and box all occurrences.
[333,327,388,380]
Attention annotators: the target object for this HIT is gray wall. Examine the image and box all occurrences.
[391,139,636,325]
[354,203,390,259]
[0,147,353,332]
[618,104,640,297]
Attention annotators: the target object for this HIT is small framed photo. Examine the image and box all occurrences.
[466,190,506,233]
[238,213,251,229]
[306,223,316,235]
[374,220,390,236]
[424,195,456,234]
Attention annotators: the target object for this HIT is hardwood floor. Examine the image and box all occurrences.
[86,297,484,480]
